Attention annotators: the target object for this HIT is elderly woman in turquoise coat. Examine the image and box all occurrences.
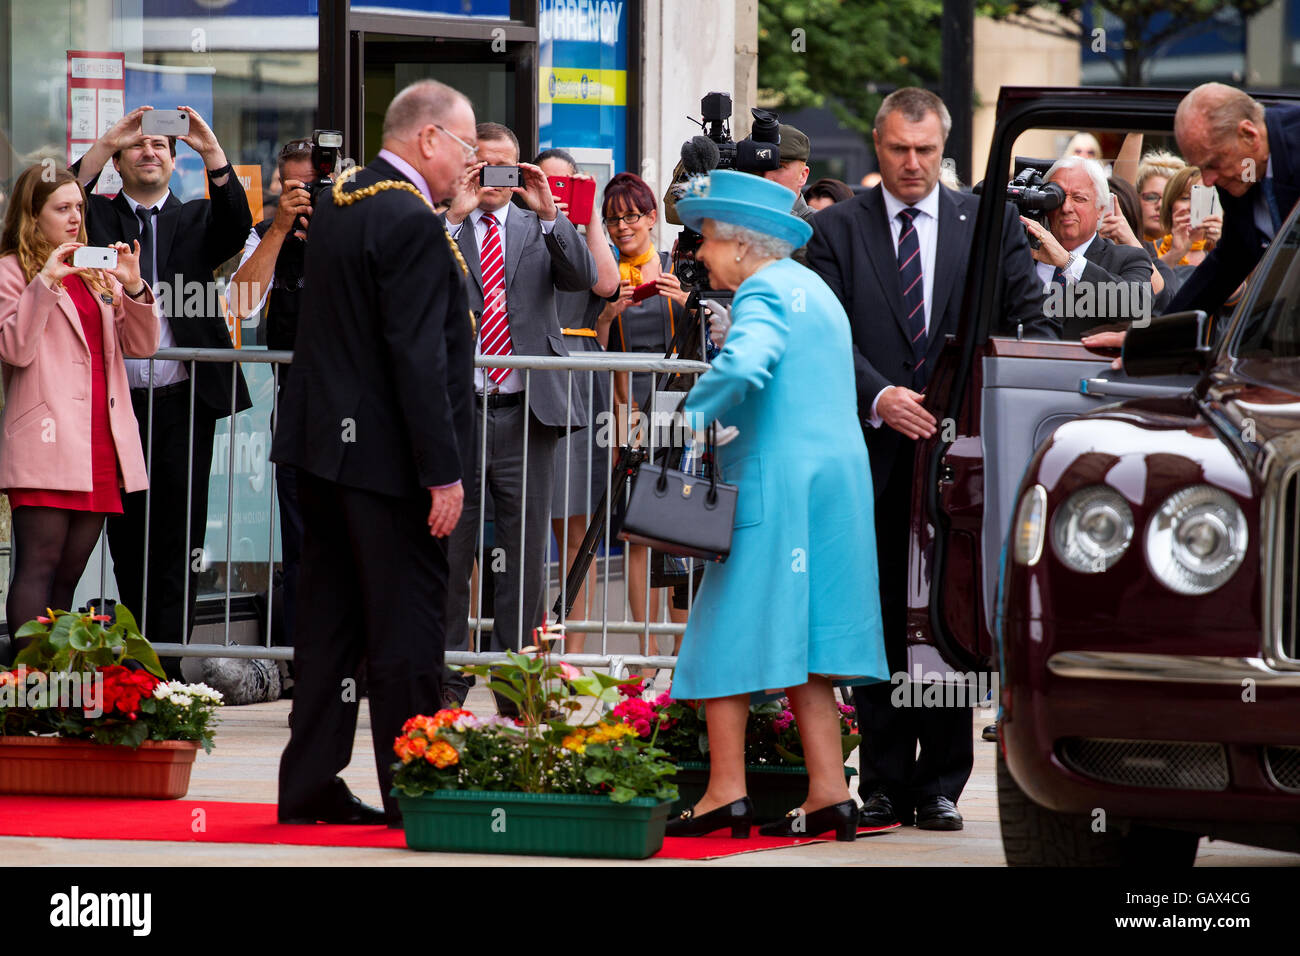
[665,170,889,842]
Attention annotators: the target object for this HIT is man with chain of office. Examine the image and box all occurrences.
[270,79,477,827]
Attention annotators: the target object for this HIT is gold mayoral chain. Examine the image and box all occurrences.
[331,165,477,335]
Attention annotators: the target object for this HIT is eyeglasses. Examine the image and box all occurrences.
[279,139,314,158]
[602,212,646,227]
[1140,192,1162,204]
[436,125,479,161]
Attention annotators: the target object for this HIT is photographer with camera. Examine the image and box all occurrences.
[228,135,336,649]
[1020,156,1153,341]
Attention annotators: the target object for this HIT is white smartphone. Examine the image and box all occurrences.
[1190,184,1217,228]
[1107,195,1117,217]
[72,246,118,270]
[141,109,190,137]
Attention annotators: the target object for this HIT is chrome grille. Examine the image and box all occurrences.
[1264,746,1300,792]
[1283,469,1299,662]
[1059,738,1229,791]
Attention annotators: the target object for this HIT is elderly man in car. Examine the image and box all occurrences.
[1019,156,1154,340]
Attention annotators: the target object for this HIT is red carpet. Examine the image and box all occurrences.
[0,796,898,860]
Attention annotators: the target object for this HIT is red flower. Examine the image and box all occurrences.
[96,665,160,717]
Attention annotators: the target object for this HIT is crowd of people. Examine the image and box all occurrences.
[0,76,1294,836]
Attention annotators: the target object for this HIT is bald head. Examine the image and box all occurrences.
[379,79,477,203]
[382,80,470,144]
[1174,83,1269,198]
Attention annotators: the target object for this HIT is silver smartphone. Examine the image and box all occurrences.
[141,109,190,136]
[481,165,522,188]
[72,246,118,270]
[1189,183,1220,228]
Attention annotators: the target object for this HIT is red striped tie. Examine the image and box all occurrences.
[478,213,512,385]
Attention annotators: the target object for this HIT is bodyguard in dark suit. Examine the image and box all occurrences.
[74,106,251,651]
[440,123,597,706]
[1021,156,1155,340]
[805,88,1045,832]
[271,80,477,825]
[1166,84,1300,315]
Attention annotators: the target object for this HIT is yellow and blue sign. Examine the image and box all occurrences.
[538,0,629,172]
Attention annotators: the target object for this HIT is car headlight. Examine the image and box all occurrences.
[1051,485,1134,573]
[1013,485,1047,566]
[1145,485,1247,595]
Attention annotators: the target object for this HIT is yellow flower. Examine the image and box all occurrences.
[561,730,587,754]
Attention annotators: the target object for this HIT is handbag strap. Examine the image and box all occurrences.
[706,421,719,504]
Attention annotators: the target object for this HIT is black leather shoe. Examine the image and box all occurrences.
[982,723,998,742]
[278,779,387,825]
[758,799,858,841]
[858,791,911,828]
[915,795,964,830]
[664,796,753,838]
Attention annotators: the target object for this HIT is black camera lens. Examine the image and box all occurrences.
[749,108,780,143]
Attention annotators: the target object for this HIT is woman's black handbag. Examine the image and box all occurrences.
[617,425,738,562]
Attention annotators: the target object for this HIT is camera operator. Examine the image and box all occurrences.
[228,137,320,649]
[1020,156,1153,340]
[763,124,815,225]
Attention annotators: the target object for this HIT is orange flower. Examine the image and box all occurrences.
[424,738,459,768]
[401,715,437,735]
[430,708,474,729]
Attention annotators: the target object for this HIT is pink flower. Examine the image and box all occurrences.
[633,719,651,736]
[557,662,582,682]
[616,678,645,698]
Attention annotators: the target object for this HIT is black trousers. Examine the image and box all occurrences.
[853,449,973,809]
[275,463,303,645]
[108,386,217,648]
[278,472,448,822]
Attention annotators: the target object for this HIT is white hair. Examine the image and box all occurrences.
[708,220,795,260]
[1044,155,1110,210]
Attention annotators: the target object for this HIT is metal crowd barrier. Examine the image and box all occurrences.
[55,347,708,678]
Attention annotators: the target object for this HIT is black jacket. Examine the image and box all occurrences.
[77,162,253,417]
[1053,234,1155,340]
[270,156,475,498]
[1167,103,1300,316]
[805,184,1049,489]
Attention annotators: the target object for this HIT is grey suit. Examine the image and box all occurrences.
[442,206,598,704]
[1049,234,1154,340]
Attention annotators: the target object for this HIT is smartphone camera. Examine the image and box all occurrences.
[481,165,522,189]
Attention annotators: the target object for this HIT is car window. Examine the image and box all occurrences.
[1234,223,1300,359]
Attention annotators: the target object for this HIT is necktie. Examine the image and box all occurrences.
[135,206,156,288]
[1262,177,1283,235]
[896,206,927,381]
[1051,265,1068,287]
[478,213,513,386]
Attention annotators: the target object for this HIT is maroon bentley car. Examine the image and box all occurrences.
[910,86,1300,864]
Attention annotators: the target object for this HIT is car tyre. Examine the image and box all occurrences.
[997,749,1199,866]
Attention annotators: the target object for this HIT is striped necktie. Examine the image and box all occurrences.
[896,206,927,380]
[478,212,512,385]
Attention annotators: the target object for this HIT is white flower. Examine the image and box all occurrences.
[152,684,170,700]
[168,694,192,707]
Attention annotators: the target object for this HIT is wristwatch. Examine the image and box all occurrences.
[1063,252,1078,278]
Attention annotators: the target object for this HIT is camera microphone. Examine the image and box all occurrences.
[681,135,720,175]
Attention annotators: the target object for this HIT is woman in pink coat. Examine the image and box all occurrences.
[0,165,159,647]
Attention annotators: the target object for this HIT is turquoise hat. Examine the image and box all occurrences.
[675,169,813,248]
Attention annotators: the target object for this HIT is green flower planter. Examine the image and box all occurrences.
[669,761,857,824]
[396,789,673,859]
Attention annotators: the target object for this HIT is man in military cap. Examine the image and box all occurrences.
[764,123,815,224]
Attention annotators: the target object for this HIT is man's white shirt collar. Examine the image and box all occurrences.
[881,182,940,222]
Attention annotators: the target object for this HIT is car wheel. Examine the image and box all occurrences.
[997,749,1199,866]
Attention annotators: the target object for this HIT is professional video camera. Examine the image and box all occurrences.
[1002,159,1064,249]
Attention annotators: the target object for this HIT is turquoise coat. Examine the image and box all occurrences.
[672,257,889,700]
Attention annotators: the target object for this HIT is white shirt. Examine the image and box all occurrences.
[1035,230,1096,288]
[1254,156,1277,239]
[121,190,187,389]
[237,227,270,319]
[446,201,558,395]
[870,183,940,428]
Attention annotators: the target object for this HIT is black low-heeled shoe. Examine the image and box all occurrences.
[757,799,858,842]
[664,796,754,838]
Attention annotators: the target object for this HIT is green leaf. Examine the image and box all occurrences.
[48,614,76,651]
[68,623,94,652]
[584,767,613,784]
[485,681,523,708]
[13,619,49,639]
[773,743,805,765]
[609,785,636,803]
[841,734,861,759]
[123,634,165,678]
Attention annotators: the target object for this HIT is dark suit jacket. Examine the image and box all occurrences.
[804,184,1048,490]
[270,156,475,498]
[446,205,597,430]
[76,162,253,417]
[1053,234,1155,340]
[1167,103,1300,316]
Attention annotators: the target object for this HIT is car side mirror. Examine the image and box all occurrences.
[1121,310,1211,377]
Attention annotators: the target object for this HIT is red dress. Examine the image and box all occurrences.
[7,276,123,514]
